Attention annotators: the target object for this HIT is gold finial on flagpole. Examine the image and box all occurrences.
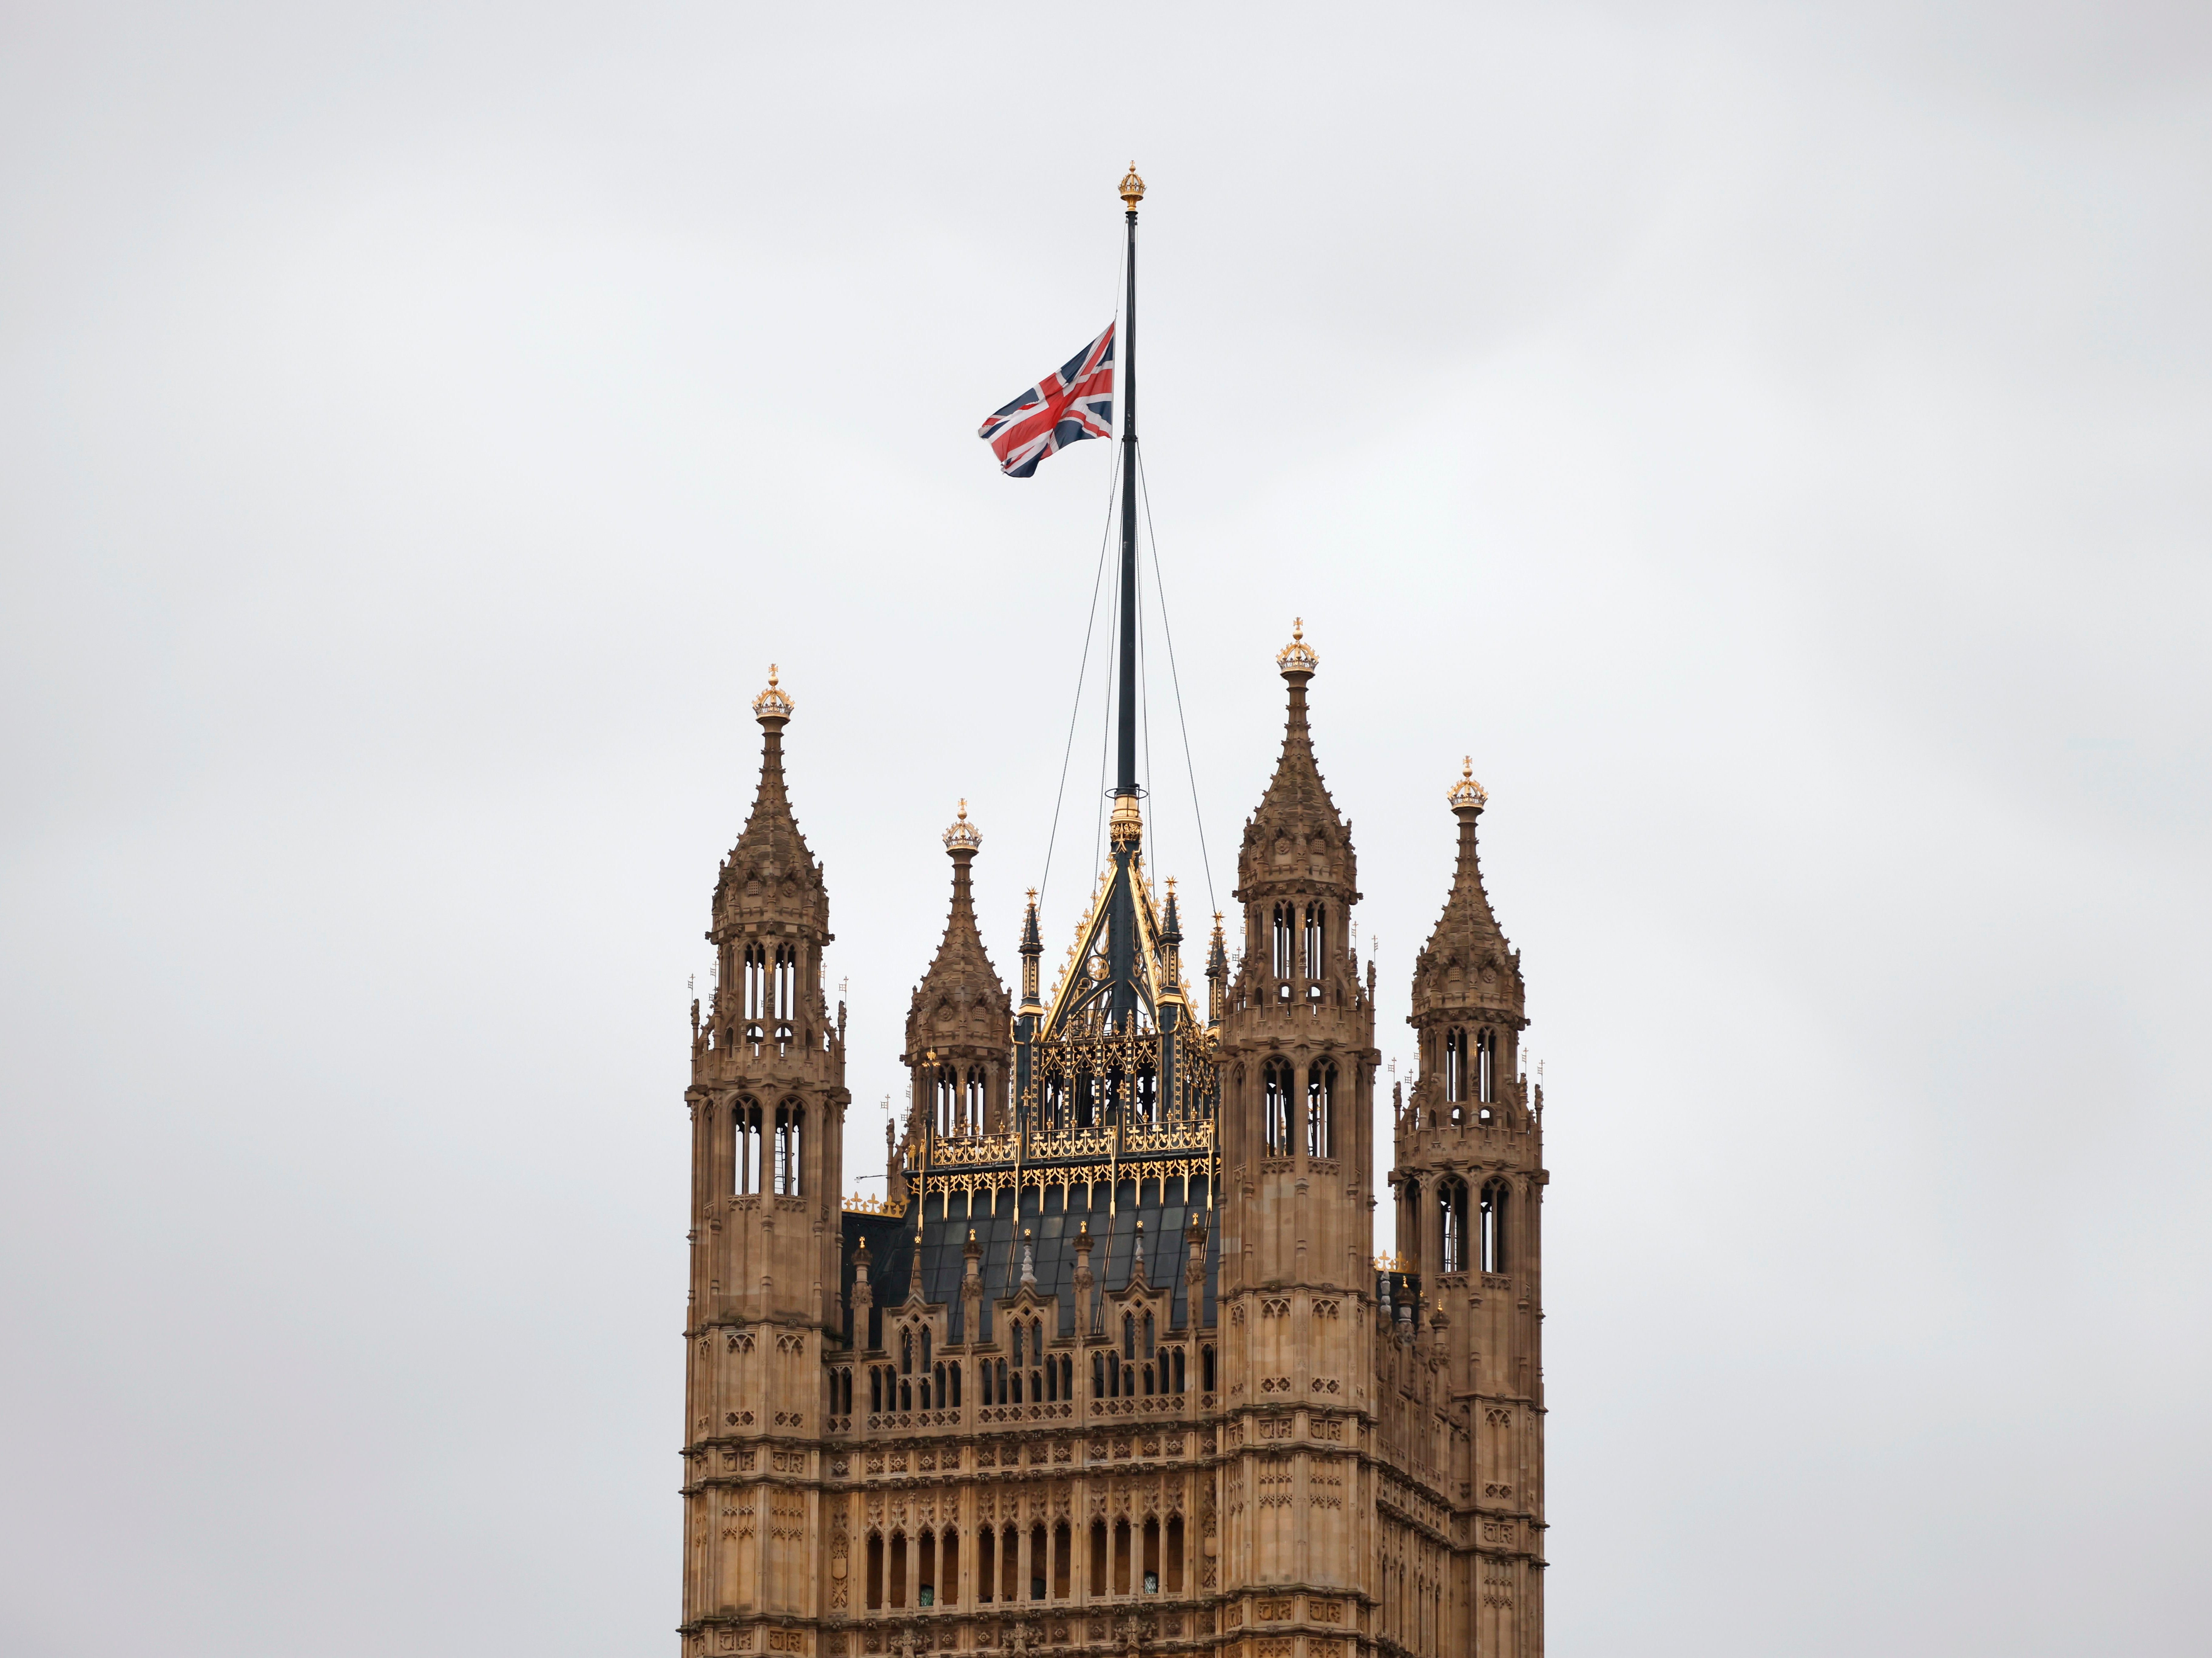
[1119,161,1145,210]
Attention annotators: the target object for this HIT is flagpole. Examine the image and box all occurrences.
[1108,162,1146,1031]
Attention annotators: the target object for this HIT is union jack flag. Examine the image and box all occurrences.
[977,323,1116,477]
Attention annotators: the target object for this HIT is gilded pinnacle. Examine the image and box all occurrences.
[1275,616,1319,678]
[943,798,982,853]
[1119,161,1145,210]
[752,662,794,722]
[1447,755,1489,812]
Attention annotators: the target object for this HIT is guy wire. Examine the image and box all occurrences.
[1136,448,1219,923]
[1036,438,1121,917]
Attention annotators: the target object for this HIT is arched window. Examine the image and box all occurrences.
[931,1065,957,1139]
[1302,902,1324,983]
[771,945,797,1052]
[1262,1059,1293,1155]
[1477,1028,1496,1104]
[1306,1060,1337,1157]
[965,1067,987,1135]
[731,1096,762,1193]
[773,1102,802,1194]
[1272,903,1293,984]
[744,945,766,1021]
[1480,1180,1508,1272]
[1123,1313,1136,1361]
[1439,1177,1470,1272]
[1445,1027,1467,1107]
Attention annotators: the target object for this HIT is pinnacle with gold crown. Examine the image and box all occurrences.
[942,799,982,853]
[1275,617,1319,679]
[1119,161,1145,210]
[752,663,794,722]
[1448,756,1489,812]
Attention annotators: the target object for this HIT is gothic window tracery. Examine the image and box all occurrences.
[1445,1026,1468,1113]
[1272,903,1293,997]
[1480,1179,1508,1273]
[1306,1059,1337,1157]
[1477,1027,1496,1105]
[742,944,767,1044]
[773,1101,803,1194]
[1439,1176,1470,1273]
[1303,901,1324,994]
[772,944,796,1052]
[1262,1058,1293,1155]
[731,1096,762,1193]
[932,1065,958,1138]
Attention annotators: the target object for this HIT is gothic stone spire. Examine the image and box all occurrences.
[1236,618,1357,907]
[1412,758,1525,1027]
[717,665,827,938]
[903,802,1013,1138]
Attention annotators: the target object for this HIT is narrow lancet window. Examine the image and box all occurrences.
[1262,1059,1293,1155]
[1306,1060,1336,1157]
[1480,1180,1507,1272]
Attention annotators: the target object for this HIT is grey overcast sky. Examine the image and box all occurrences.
[2,4,2207,1655]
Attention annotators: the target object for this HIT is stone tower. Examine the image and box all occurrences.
[680,668,850,1643]
[670,637,1553,1658]
[1214,622,1381,1607]
[1391,758,1547,1652]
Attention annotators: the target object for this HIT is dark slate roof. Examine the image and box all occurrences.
[839,1173,1220,1353]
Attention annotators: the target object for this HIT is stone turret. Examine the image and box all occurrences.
[688,666,849,1327]
[1210,620,1378,1610]
[903,802,1013,1145]
[1408,758,1527,1121]
[1391,759,1548,1656]
[680,667,851,1642]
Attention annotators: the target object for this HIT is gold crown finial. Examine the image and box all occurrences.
[1120,162,1145,210]
[943,798,982,853]
[1275,616,1319,678]
[1448,755,1489,812]
[752,663,794,722]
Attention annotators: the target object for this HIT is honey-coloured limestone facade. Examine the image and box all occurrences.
[678,632,1549,1658]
